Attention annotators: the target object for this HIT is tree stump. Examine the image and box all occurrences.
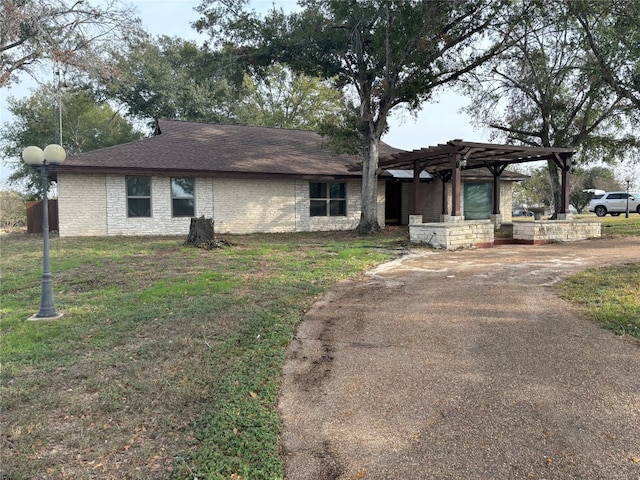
[184,216,216,248]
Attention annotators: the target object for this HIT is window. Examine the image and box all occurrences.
[606,193,624,200]
[126,176,151,217]
[171,178,195,217]
[463,183,492,220]
[310,182,346,216]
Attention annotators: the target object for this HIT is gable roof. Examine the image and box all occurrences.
[58,120,404,179]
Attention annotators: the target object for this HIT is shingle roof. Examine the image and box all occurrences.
[58,120,404,178]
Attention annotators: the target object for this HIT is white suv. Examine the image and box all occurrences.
[588,191,640,217]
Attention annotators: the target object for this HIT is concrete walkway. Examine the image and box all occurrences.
[279,237,640,479]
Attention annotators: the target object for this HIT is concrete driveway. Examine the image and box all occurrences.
[279,237,640,480]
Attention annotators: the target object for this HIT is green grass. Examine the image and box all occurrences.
[559,216,639,339]
[575,213,640,236]
[0,229,407,479]
[560,262,640,339]
[2,224,637,478]
[599,215,640,236]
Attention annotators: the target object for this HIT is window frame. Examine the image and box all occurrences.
[126,175,152,218]
[171,177,195,217]
[309,182,347,217]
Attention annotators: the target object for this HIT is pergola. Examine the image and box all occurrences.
[377,140,576,219]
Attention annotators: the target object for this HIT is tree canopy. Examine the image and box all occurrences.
[94,35,238,123]
[1,0,141,88]
[463,0,636,216]
[195,0,511,233]
[1,85,142,197]
[94,35,346,131]
[234,64,345,129]
[571,0,640,113]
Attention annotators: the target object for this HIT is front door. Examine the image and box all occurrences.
[385,181,402,225]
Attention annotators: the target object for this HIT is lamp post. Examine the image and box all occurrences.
[625,177,631,219]
[22,144,66,320]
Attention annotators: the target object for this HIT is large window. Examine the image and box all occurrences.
[463,183,492,220]
[171,177,195,217]
[310,182,346,217]
[126,176,151,217]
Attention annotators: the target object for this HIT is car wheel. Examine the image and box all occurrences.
[637,205,640,214]
[611,212,620,216]
[594,205,607,217]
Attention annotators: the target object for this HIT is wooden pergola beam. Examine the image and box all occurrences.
[376,140,577,221]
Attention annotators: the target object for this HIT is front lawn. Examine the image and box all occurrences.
[577,213,640,236]
[0,230,407,479]
[560,262,640,340]
[2,222,637,479]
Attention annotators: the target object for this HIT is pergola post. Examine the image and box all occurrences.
[451,154,462,218]
[492,173,501,215]
[441,178,448,215]
[411,160,420,215]
[488,163,506,227]
[560,166,569,214]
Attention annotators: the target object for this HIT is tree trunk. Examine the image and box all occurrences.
[547,160,561,219]
[356,134,381,235]
[184,216,215,247]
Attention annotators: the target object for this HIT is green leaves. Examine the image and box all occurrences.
[1,85,142,197]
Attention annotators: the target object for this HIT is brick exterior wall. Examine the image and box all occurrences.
[105,175,205,236]
[296,180,385,231]
[57,174,385,237]
[57,173,107,236]
[213,178,296,234]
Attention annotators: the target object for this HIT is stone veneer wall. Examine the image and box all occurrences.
[513,221,601,243]
[409,219,495,250]
[409,219,601,249]
[57,173,383,236]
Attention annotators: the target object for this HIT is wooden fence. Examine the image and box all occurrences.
[26,200,59,234]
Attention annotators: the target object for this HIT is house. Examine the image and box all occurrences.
[56,120,524,237]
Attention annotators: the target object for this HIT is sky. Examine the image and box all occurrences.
[0,0,486,185]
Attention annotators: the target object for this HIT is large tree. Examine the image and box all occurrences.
[0,0,141,87]
[95,35,238,123]
[234,63,345,129]
[463,1,635,216]
[1,85,142,197]
[571,0,640,112]
[195,0,510,233]
[95,36,346,131]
